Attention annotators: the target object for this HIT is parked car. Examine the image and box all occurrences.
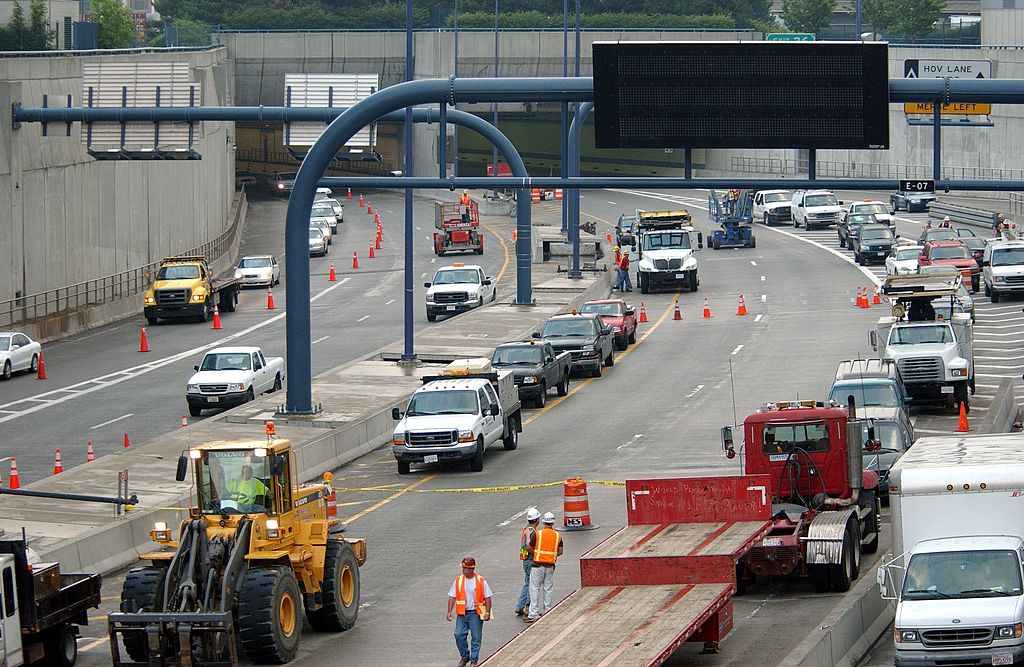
[890,189,936,212]
[490,340,571,408]
[616,214,638,248]
[916,227,958,245]
[791,190,842,230]
[311,202,338,235]
[237,255,280,288]
[842,200,896,236]
[309,228,329,257]
[310,218,333,245]
[859,406,916,497]
[579,299,637,350]
[186,346,285,416]
[918,240,981,292]
[751,190,793,226]
[320,198,345,224]
[838,212,878,249]
[850,223,896,265]
[534,313,615,378]
[0,331,41,380]
[886,244,924,275]
[828,358,911,417]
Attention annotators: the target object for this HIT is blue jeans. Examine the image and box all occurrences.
[455,609,484,661]
[615,268,631,291]
[517,559,533,611]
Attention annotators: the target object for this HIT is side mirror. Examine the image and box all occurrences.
[489,405,500,416]
[721,426,736,459]
[423,282,431,288]
[482,279,492,286]
[271,455,285,476]
[602,326,613,336]
[876,566,895,599]
[981,259,989,267]
[175,455,189,482]
[625,309,635,316]
[392,407,402,420]
[839,200,845,205]
[531,332,541,339]
[194,365,200,371]
[869,330,879,351]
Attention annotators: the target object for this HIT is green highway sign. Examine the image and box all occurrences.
[766,33,816,41]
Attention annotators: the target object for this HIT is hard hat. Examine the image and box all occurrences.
[623,249,630,255]
[461,556,476,569]
[463,190,469,194]
[526,508,541,521]
[943,216,951,222]
[613,246,620,251]
[542,512,556,524]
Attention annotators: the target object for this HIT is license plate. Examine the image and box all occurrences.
[208,396,220,403]
[941,386,955,394]
[565,517,583,527]
[424,454,439,464]
[446,305,457,311]
[763,537,783,547]
[675,273,686,280]
[993,655,1013,666]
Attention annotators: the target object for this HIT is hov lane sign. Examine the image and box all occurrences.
[904,59,992,116]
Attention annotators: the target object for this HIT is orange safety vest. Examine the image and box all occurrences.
[454,574,488,616]
[533,527,561,565]
[520,526,536,561]
[460,194,472,206]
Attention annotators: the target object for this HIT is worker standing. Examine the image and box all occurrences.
[526,512,564,623]
[447,556,492,667]
[619,249,633,292]
[613,245,621,267]
[460,190,473,225]
[995,212,1007,237]
[515,508,541,616]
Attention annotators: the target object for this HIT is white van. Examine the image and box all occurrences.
[791,190,843,230]
[981,240,1024,302]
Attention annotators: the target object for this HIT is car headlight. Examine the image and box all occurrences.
[994,276,1006,283]
[894,629,919,643]
[277,183,285,189]
[997,624,1023,639]
[191,294,205,302]
[145,296,155,304]
[392,432,406,445]
[458,430,475,443]
[227,383,246,391]
[426,294,435,303]
[581,349,598,357]
[187,384,199,392]
[522,376,539,385]
[265,518,280,539]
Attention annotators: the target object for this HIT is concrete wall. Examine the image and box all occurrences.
[0,47,235,309]
[982,8,1024,44]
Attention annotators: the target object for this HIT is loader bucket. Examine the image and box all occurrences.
[108,611,238,667]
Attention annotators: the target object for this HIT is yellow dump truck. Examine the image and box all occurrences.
[143,256,242,325]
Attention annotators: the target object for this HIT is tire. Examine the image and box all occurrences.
[44,623,78,667]
[829,526,856,593]
[991,289,1001,303]
[793,217,800,228]
[808,564,831,593]
[470,437,484,472]
[307,540,360,632]
[427,312,437,322]
[246,388,255,403]
[397,460,411,475]
[534,384,547,408]
[748,235,756,249]
[711,237,720,250]
[271,374,282,393]
[30,354,39,374]
[556,375,569,396]
[639,273,650,294]
[238,567,302,664]
[120,566,167,662]
[763,214,769,226]
[147,316,158,326]
[628,327,637,344]
[477,296,484,308]
[688,270,699,292]
[189,404,202,417]
[614,335,627,351]
[605,349,615,367]
[3,361,12,380]
[503,418,519,450]
[592,362,602,378]
[197,303,209,323]
[861,491,881,555]
[955,382,970,414]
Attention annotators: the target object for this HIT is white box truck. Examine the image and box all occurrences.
[877,434,1024,667]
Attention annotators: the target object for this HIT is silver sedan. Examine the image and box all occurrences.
[0,331,42,380]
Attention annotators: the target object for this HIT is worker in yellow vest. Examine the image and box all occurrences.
[525,512,564,623]
[446,556,492,667]
[225,464,269,511]
[515,508,541,616]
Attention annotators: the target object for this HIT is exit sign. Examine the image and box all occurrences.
[766,33,815,41]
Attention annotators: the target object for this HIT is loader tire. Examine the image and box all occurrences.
[307,540,361,632]
[239,567,302,664]
[120,566,167,663]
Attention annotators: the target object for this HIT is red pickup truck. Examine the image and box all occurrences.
[918,240,980,292]
[580,299,638,351]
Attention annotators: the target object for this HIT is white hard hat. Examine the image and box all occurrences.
[542,512,556,524]
[526,508,540,522]
[943,216,950,222]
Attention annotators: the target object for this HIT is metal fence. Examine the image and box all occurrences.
[0,189,247,328]
[730,156,1024,182]
[1012,193,1024,218]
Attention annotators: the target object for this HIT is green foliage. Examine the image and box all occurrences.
[750,18,784,33]
[92,0,137,47]
[26,0,51,48]
[782,0,835,33]
[6,0,26,48]
[888,0,944,38]
[860,0,894,34]
[169,17,212,44]
[451,11,736,29]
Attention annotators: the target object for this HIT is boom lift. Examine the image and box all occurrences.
[708,189,755,249]
[434,200,483,256]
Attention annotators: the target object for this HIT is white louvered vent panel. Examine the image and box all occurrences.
[284,73,379,148]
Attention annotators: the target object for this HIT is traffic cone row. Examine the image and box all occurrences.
[267,288,276,310]
[673,301,682,321]
[211,305,222,330]
[329,262,337,282]
[639,303,648,323]
[737,294,747,316]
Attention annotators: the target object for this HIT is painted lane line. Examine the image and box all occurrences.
[750,261,757,266]
[431,258,436,263]
[416,226,422,231]
[357,315,370,323]
[312,336,331,345]
[499,508,531,527]
[91,413,134,429]
[731,345,744,355]
[78,637,108,652]
[761,294,766,302]
[760,275,766,282]
[685,385,704,398]
[385,299,397,305]
[754,314,763,322]
[616,434,644,451]
[421,272,427,278]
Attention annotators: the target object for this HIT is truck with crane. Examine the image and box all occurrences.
[708,189,756,249]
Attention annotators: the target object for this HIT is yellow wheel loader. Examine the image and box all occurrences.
[108,438,365,665]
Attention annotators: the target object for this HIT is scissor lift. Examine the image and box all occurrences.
[709,190,755,250]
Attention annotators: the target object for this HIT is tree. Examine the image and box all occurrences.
[27,0,51,49]
[889,0,944,38]
[91,0,137,48]
[782,0,835,33]
[861,0,895,34]
[7,0,26,49]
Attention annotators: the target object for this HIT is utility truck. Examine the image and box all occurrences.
[433,200,483,256]
[633,209,702,294]
[143,256,242,325]
[186,346,285,416]
[877,434,1024,667]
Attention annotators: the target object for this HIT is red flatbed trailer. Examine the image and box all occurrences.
[482,476,772,667]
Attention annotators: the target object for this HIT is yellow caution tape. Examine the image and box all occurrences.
[332,479,626,494]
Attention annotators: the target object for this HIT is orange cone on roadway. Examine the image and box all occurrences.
[181,415,188,428]
[211,305,222,330]
[87,441,95,462]
[639,302,648,323]
[329,262,337,281]
[347,187,352,201]
[37,353,47,380]
[702,297,712,319]
[673,301,682,321]
[8,459,20,489]
[266,288,276,310]
[737,294,747,316]
[352,250,360,270]
[558,478,598,531]
[873,288,881,305]
[956,401,971,432]
[53,449,63,475]
[139,327,150,353]
[359,193,364,208]
[124,433,131,449]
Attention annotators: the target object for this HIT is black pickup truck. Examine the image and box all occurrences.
[490,341,572,408]
[533,313,616,379]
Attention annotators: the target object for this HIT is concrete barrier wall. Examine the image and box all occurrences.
[977,378,1018,434]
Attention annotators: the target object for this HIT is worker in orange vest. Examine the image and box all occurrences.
[515,508,541,616]
[525,512,564,623]
[446,556,492,667]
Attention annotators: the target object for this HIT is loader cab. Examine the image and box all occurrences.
[185,444,294,517]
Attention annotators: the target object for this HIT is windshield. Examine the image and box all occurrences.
[847,215,875,226]
[861,421,906,452]
[854,203,889,215]
[581,303,624,316]
[764,192,791,203]
[492,346,542,365]
[406,390,478,416]
[433,269,480,285]
[895,248,922,261]
[805,194,839,207]
[903,550,1023,600]
[0,336,9,351]
[200,352,252,371]
[156,265,199,280]
[642,232,691,251]
[239,257,272,268]
[889,325,954,345]
[930,246,970,260]
[311,206,334,218]
[991,248,1024,267]
[863,229,893,241]
[309,230,323,239]
[542,319,598,337]
[762,422,830,454]
[198,450,274,515]
[925,230,957,242]
[829,382,900,409]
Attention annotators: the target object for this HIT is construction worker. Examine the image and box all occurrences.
[940,216,953,229]
[459,190,472,208]
[446,556,492,667]
[615,249,633,292]
[225,464,269,510]
[995,212,1007,237]
[526,512,563,623]
[515,508,541,617]
[613,245,621,267]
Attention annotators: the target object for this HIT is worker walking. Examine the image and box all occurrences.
[526,512,564,623]
[447,556,492,667]
[516,508,541,616]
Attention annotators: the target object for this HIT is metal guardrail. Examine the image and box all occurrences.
[927,199,1000,229]
[0,188,247,328]
[1011,193,1024,217]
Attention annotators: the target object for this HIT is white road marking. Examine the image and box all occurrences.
[91,413,134,429]
[731,345,744,355]
[421,272,427,278]
[312,336,330,345]
[416,226,422,231]
[499,508,531,527]
[357,315,370,322]
[79,637,108,652]
[607,201,617,205]
[754,314,763,322]
[616,434,645,451]
[385,299,397,305]
[685,385,704,398]
[431,258,436,263]
[761,294,766,302]
[750,261,757,266]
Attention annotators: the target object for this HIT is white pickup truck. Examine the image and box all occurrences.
[391,358,522,474]
[186,346,285,416]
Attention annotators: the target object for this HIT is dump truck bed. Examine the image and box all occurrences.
[482,476,772,667]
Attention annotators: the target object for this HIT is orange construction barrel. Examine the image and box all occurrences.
[559,477,598,531]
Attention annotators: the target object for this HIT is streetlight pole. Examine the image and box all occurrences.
[561,0,568,234]
[569,0,582,278]
[492,0,499,199]
[402,0,415,361]
[453,0,458,177]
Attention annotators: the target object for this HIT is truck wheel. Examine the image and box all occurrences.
[197,303,209,323]
[688,270,699,292]
[1,361,10,380]
[44,623,78,667]
[808,564,831,593]
[592,362,602,378]
[861,490,881,555]
[271,374,282,393]
[189,405,202,417]
[120,566,167,662]
[397,460,411,475]
[534,384,547,408]
[793,217,800,228]
[614,334,627,351]
[502,418,519,450]
[238,567,302,663]
[147,316,158,326]
[748,235,756,249]
[955,382,970,414]
[557,375,569,396]
[470,437,485,472]
[829,525,857,593]
[427,312,437,322]
[605,349,615,367]
[307,540,360,632]
[639,273,650,294]
[245,388,255,403]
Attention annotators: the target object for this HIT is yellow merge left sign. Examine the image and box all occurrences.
[903,102,992,116]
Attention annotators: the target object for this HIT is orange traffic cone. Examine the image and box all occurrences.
[737,294,747,316]
[956,401,971,432]
[8,459,20,489]
[673,301,682,321]
[513,230,518,242]
[375,232,382,250]
[605,231,612,243]
[558,478,598,531]
[36,354,47,380]
[702,297,712,319]
[861,286,871,309]
[375,212,381,224]
[367,203,373,215]
[872,288,881,305]
[87,441,94,463]
[124,433,131,449]
[359,193,364,208]
[352,250,359,270]
[139,327,150,353]
[369,243,376,259]
[266,288,276,310]
[211,305,222,330]
[347,187,352,201]
[53,449,63,475]
[639,303,648,323]
[854,287,861,308]
[329,262,337,281]
[181,415,187,428]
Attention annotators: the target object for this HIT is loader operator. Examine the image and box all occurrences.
[226,464,269,511]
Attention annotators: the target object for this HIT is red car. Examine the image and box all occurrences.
[580,299,637,351]
[918,240,980,292]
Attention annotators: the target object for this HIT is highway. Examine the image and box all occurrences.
[53,187,1024,665]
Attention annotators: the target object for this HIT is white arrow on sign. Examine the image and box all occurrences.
[904,58,991,80]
